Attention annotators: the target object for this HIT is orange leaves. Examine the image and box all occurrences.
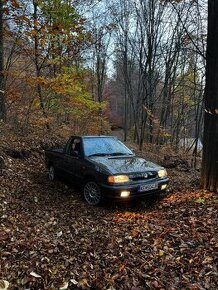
[3,7,10,15]
[19,15,29,22]
[119,264,126,272]
[131,229,140,239]
[25,29,38,38]
[11,0,20,9]
[3,0,97,133]
[3,0,20,15]
[158,249,165,257]
[24,67,109,133]
[113,211,149,223]
[28,76,50,88]
[31,116,53,128]
[0,230,9,241]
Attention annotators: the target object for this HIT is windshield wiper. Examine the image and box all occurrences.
[88,153,109,157]
[109,152,133,156]
[88,152,134,157]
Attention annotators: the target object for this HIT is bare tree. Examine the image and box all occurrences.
[32,0,50,129]
[107,0,206,152]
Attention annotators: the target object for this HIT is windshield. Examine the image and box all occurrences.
[83,137,133,157]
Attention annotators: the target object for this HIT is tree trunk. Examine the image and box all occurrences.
[201,0,218,192]
[33,0,50,130]
[0,0,6,121]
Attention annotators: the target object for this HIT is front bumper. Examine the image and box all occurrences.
[100,177,169,200]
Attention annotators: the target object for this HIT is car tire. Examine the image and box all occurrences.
[48,164,55,181]
[83,180,102,206]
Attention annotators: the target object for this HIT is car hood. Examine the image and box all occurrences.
[89,155,161,175]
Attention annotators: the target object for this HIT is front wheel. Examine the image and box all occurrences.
[83,180,102,205]
[48,165,55,181]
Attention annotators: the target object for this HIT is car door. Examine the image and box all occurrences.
[60,137,84,182]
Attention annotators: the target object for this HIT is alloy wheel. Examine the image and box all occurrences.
[83,181,101,205]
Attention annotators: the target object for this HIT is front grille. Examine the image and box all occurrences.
[129,171,157,181]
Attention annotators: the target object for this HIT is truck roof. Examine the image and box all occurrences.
[73,135,116,139]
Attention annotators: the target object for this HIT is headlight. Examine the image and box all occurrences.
[158,169,167,178]
[108,175,129,183]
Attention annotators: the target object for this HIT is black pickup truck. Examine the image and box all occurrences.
[45,136,169,205]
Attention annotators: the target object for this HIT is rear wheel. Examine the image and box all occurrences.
[83,180,101,205]
[48,165,55,181]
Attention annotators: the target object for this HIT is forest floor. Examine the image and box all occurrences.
[0,128,218,290]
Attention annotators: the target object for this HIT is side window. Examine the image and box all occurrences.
[70,138,81,156]
[65,138,73,155]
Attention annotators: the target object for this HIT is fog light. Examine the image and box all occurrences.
[161,184,167,190]
[120,191,130,198]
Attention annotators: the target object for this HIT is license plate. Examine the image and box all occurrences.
[138,183,158,192]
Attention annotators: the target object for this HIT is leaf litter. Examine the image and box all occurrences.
[0,132,217,289]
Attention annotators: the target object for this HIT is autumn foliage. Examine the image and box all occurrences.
[3,0,110,136]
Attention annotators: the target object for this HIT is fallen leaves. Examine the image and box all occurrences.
[0,231,9,241]
[30,272,42,278]
[0,133,218,289]
[0,280,9,290]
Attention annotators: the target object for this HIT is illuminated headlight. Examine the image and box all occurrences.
[158,169,167,178]
[120,191,130,198]
[108,175,129,184]
[161,184,167,190]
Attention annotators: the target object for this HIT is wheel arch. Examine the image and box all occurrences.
[48,161,54,168]
[83,174,97,183]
